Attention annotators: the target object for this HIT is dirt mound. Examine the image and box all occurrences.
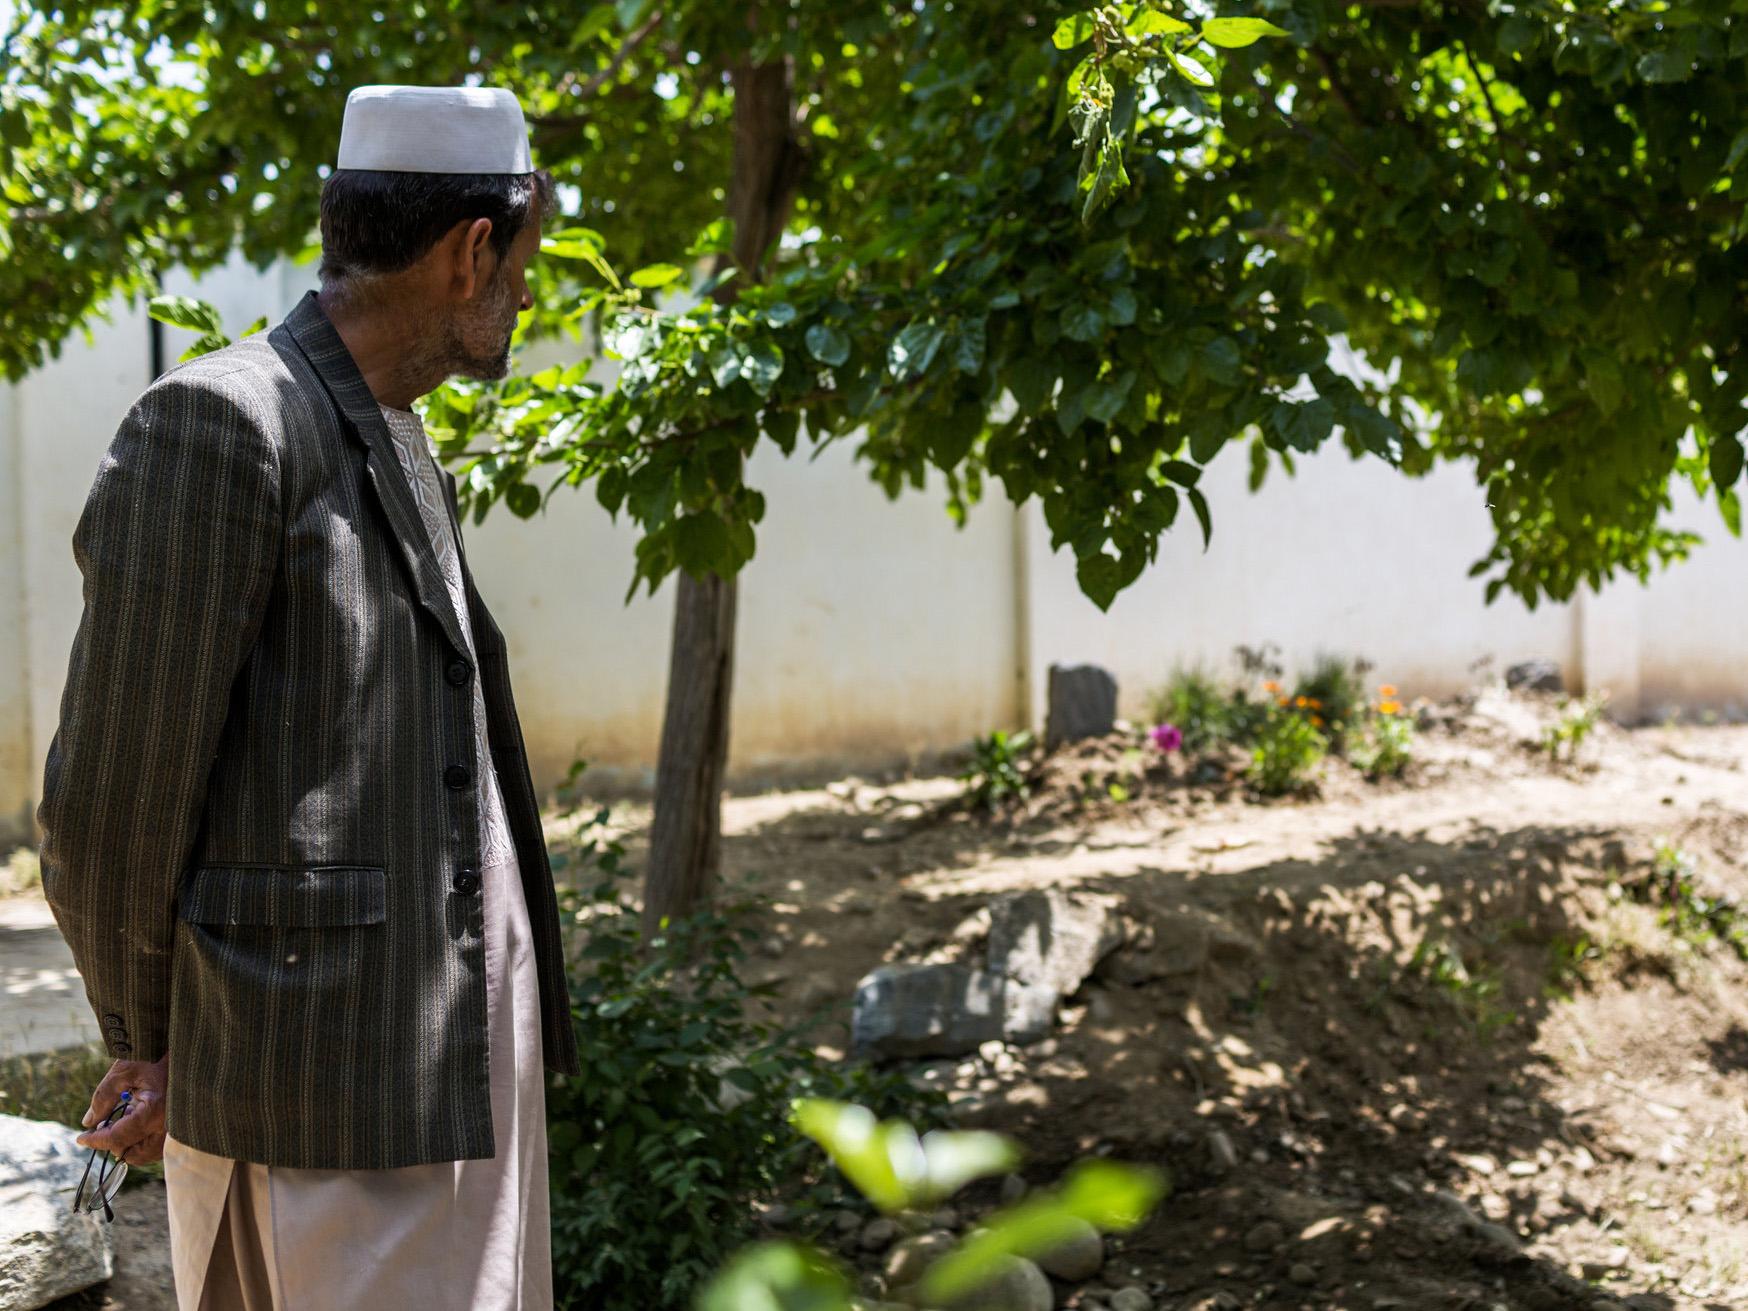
[646,695,1748,1309]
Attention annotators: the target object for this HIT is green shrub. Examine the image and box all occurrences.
[958,728,1036,810]
[1144,667,1270,753]
[546,785,939,1309]
[1246,698,1328,795]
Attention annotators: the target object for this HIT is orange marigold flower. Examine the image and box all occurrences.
[1263,680,1281,693]
[1307,697,1323,709]
[1277,696,1290,708]
[1295,695,1310,708]
[1379,699,1402,715]
[1311,714,1325,727]
[1379,683,1398,698]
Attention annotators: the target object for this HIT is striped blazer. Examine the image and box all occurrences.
[37,289,580,1170]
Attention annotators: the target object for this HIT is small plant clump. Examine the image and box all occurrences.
[1636,841,1748,961]
[1407,937,1517,1040]
[1246,681,1329,796]
[1347,684,1417,779]
[958,728,1037,811]
[1544,691,1607,763]
[1292,652,1372,744]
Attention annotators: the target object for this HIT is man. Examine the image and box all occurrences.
[36,85,579,1309]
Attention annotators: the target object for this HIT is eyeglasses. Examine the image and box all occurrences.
[72,1090,131,1221]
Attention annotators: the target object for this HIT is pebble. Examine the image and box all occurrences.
[884,1231,954,1286]
[831,1208,862,1234]
[1108,1289,1152,1311]
[1000,1173,1029,1204]
[948,1254,1052,1311]
[1207,1130,1239,1173]
[1242,1220,1284,1253]
[1036,1216,1105,1281]
[1288,1262,1317,1285]
[859,1218,899,1252]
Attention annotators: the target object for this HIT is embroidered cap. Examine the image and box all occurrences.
[335,85,534,175]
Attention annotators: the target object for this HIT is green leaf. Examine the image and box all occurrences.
[1130,11,1192,37]
[1199,17,1289,49]
[1637,47,1693,83]
[630,262,685,289]
[1200,336,1242,387]
[148,295,223,335]
[888,321,946,379]
[804,323,851,366]
[697,1240,850,1311]
[1188,486,1212,547]
[506,481,542,518]
[674,510,732,575]
[920,1161,1167,1302]
[1269,398,1335,451]
[1051,14,1097,49]
[742,342,785,397]
[1710,433,1744,491]
[1061,302,1104,343]
[791,1100,923,1213]
[1725,128,1748,174]
[1166,49,1215,86]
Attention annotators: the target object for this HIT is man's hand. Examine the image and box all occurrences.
[75,1054,169,1166]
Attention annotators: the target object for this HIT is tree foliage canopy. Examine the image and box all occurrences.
[5,0,1744,608]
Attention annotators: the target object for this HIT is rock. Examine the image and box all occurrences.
[1288,1262,1317,1286]
[0,1114,116,1310]
[885,1231,955,1287]
[987,888,1123,1002]
[1207,1130,1238,1173]
[833,1208,865,1234]
[851,964,1006,1060]
[999,1173,1029,1204]
[1000,977,1060,1044]
[1242,1220,1284,1254]
[861,1218,901,1252]
[943,1255,1052,1311]
[1035,1217,1104,1280]
[1045,664,1118,747]
[1109,1289,1153,1311]
[1505,659,1564,693]
[929,1207,961,1231]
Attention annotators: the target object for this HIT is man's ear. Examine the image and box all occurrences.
[449,216,496,299]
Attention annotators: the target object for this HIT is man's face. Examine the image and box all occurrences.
[443,208,540,381]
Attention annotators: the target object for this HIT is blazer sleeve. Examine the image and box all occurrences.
[36,372,282,1063]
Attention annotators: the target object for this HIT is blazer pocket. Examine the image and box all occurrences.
[177,864,387,928]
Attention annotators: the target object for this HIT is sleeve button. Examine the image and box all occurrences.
[445,660,471,687]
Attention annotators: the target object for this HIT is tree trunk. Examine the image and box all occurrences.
[641,50,806,934]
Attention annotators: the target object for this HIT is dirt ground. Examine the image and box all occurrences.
[46,686,1748,1310]
[571,685,1748,1310]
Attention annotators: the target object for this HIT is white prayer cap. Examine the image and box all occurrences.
[335,85,534,175]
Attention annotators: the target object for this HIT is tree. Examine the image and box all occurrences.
[6,0,1745,926]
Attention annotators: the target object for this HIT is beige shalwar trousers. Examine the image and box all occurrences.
[161,842,552,1311]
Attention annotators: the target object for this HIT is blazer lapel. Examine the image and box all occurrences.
[282,290,470,660]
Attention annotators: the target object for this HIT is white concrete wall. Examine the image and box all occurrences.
[1022,443,1578,726]
[5,253,1748,843]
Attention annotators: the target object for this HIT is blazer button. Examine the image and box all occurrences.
[102,1012,123,1026]
[452,868,481,895]
[444,764,471,790]
[445,660,471,687]
[112,1041,132,1056]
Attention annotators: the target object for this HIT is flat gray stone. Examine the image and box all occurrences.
[0,1113,116,1310]
[851,964,1006,1060]
[1045,664,1118,747]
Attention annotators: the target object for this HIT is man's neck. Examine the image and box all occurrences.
[316,286,445,411]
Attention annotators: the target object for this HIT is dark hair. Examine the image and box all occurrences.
[317,167,555,286]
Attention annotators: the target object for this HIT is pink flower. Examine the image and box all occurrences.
[1150,723,1184,752]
